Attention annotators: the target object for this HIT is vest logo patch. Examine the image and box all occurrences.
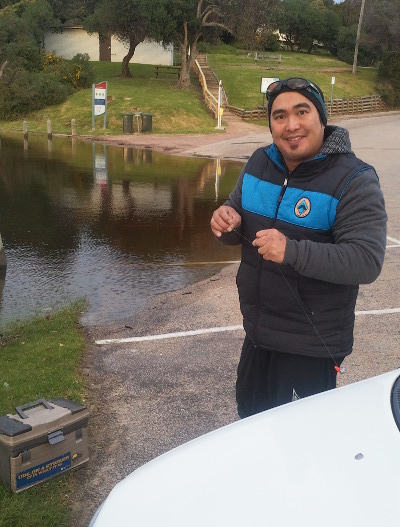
[294,197,311,218]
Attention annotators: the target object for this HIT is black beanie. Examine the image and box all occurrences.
[267,80,327,130]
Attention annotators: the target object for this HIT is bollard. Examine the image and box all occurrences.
[23,121,28,140]
[71,119,76,137]
[47,119,52,140]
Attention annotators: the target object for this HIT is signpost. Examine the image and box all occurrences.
[92,81,107,130]
[330,76,335,117]
[260,77,279,110]
[216,80,224,130]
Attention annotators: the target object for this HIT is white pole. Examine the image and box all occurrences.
[104,81,107,129]
[92,84,95,131]
[216,80,223,130]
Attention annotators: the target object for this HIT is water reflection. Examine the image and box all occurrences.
[0,134,243,327]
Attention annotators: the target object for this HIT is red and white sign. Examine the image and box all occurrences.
[94,81,107,116]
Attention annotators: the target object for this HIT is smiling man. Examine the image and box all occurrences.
[210,77,387,418]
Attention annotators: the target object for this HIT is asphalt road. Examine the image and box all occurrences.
[72,112,400,527]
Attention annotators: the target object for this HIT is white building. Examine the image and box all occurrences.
[44,27,173,65]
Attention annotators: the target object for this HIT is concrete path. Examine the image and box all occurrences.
[72,112,400,527]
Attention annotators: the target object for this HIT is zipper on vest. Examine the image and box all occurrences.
[254,176,289,344]
[272,177,289,225]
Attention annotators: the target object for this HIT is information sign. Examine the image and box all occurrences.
[92,81,107,130]
[260,77,279,94]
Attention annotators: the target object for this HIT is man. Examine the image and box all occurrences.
[210,78,387,418]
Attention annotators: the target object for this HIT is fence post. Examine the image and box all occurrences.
[23,121,28,140]
[47,119,52,140]
[71,119,76,136]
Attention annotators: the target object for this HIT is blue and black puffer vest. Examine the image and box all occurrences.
[236,127,371,358]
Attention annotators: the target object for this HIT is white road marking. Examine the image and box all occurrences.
[95,307,400,345]
[96,325,244,345]
[387,236,400,246]
[355,307,400,316]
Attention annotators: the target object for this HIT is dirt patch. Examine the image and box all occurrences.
[85,116,270,159]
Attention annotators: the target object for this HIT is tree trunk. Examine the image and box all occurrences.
[177,22,200,89]
[177,22,190,88]
[177,43,190,87]
[121,35,142,78]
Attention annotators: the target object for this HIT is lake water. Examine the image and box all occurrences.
[0,134,243,327]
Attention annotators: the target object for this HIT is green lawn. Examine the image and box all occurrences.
[0,300,88,527]
[0,62,216,136]
[208,50,379,109]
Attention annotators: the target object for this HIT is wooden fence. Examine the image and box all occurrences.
[194,60,219,118]
[227,95,388,120]
[326,95,387,115]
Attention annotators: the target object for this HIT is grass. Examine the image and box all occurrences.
[0,299,88,527]
[0,62,217,137]
[208,50,379,109]
[0,50,381,137]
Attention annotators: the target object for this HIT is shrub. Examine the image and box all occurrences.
[58,53,94,89]
[0,53,94,119]
[0,67,69,119]
[379,51,400,107]
[336,26,370,66]
[262,33,280,52]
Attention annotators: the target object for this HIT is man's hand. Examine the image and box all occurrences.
[253,229,287,263]
[210,205,242,237]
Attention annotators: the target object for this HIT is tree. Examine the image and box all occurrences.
[84,0,166,78]
[361,0,400,60]
[379,50,400,107]
[155,0,231,88]
[0,0,93,118]
[48,0,96,24]
[278,0,340,53]
[0,0,55,73]
[335,0,400,66]
[225,0,281,51]
[84,0,278,87]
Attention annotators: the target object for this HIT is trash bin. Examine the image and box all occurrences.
[122,113,134,133]
[141,113,152,133]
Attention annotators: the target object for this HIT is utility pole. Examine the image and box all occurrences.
[352,0,366,75]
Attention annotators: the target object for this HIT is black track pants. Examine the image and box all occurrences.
[236,336,343,419]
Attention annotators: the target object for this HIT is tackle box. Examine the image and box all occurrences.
[0,398,89,492]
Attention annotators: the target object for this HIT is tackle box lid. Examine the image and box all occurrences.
[0,398,88,452]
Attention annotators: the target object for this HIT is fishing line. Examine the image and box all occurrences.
[232,227,345,374]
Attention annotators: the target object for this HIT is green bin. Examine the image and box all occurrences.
[141,113,153,133]
[122,113,134,133]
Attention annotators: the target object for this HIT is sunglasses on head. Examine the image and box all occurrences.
[267,78,324,100]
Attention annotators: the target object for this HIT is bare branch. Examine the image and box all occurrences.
[0,60,8,78]
[197,0,204,18]
[203,10,221,23]
[201,4,221,21]
[203,20,233,33]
